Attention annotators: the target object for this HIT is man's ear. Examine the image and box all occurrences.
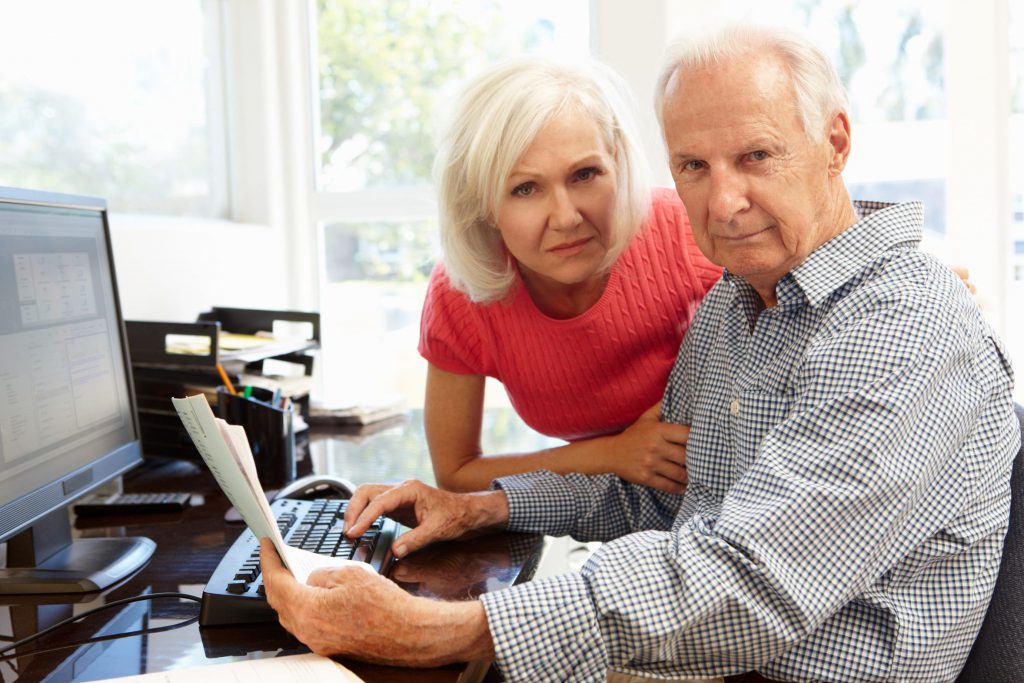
[826,111,852,176]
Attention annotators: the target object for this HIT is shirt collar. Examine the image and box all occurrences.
[722,200,924,310]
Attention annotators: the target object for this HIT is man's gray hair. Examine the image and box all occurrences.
[655,23,849,140]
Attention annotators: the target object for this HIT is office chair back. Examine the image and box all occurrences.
[955,403,1024,682]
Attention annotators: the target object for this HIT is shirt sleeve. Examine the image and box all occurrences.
[418,262,487,376]
[481,287,1018,682]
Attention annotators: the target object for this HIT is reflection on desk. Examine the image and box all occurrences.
[0,409,546,683]
[309,408,565,486]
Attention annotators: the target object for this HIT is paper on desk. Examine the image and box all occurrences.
[89,652,364,682]
[172,394,373,584]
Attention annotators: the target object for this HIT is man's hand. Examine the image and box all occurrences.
[259,539,494,666]
[343,480,509,558]
[604,402,690,494]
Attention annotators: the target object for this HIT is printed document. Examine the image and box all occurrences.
[90,652,363,682]
[172,394,373,584]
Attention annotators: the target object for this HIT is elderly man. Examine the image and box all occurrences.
[260,24,1018,683]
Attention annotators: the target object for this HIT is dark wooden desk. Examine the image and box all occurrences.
[0,411,552,683]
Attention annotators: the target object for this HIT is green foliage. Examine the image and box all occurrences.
[316,0,502,188]
[323,219,437,283]
[0,84,212,214]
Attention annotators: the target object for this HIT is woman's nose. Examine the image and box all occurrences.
[547,187,583,230]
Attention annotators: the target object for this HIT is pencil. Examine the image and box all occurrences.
[216,363,238,395]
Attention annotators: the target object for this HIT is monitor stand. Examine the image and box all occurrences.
[0,508,155,594]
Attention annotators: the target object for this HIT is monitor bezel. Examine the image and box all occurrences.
[0,185,144,543]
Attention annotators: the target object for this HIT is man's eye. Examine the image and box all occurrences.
[682,160,704,172]
[749,150,769,161]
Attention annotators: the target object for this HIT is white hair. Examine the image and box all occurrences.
[434,56,652,303]
[655,23,849,140]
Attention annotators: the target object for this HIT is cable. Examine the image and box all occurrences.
[0,615,200,663]
[0,591,200,659]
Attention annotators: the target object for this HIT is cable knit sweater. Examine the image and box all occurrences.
[418,187,721,441]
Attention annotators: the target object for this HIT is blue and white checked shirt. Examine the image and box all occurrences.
[480,202,1019,682]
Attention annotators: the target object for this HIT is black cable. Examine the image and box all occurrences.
[0,614,200,663]
[0,591,201,659]
[0,656,17,676]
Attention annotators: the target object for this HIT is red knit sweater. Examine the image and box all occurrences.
[418,188,722,441]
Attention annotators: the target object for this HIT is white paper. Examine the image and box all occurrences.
[172,395,373,584]
[89,652,363,682]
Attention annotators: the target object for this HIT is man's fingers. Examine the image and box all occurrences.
[260,538,285,573]
[260,538,301,612]
[346,482,417,537]
[389,525,434,558]
[343,483,391,530]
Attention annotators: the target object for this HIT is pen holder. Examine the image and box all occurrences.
[216,386,296,489]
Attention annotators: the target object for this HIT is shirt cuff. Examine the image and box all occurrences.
[480,572,607,682]
[492,470,579,536]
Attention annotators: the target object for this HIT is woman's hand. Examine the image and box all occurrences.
[602,402,689,494]
[951,265,977,296]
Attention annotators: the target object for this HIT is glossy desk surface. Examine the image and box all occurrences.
[0,411,554,683]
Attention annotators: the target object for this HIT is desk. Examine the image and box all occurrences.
[0,410,552,683]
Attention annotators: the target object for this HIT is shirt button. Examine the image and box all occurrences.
[730,400,740,416]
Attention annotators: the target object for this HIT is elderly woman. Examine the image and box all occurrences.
[420,57,721,493]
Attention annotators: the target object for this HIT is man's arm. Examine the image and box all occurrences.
[479,298,1018,681]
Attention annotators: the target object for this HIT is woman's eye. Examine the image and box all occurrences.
[512,183,535,197]
[575,167,599,181]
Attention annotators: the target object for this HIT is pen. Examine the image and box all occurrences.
[242,385,253,399]
[216,363,238,395]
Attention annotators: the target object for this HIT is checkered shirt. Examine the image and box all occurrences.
[480,201,1019,682]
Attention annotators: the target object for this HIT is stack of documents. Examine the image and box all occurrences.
[172,394,373,585]
[308,395,407,427]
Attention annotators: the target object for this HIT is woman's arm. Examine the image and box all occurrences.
[425,364,691,493]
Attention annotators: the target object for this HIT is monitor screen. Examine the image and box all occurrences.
[0,187,152,594]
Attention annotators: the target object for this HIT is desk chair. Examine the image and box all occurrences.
[956,403,1024,682]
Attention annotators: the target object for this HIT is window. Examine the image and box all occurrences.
[0,1,227,216]
[313,0,590,408]
[1006,1,1024,385]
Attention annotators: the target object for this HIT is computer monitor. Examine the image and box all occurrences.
[0,186,154,594]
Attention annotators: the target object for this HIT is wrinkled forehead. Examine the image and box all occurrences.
[666,53,791,114]
[662,56,802,146]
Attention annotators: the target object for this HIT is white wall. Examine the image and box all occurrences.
[109,213,289,322]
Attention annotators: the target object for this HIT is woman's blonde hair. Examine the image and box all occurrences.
[434,56,651,303]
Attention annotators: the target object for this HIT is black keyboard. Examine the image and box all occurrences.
[199,497,399,626]
[74,491,192,516]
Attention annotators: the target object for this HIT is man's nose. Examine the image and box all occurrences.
[708,170,750,223]
[547,187,583,231]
